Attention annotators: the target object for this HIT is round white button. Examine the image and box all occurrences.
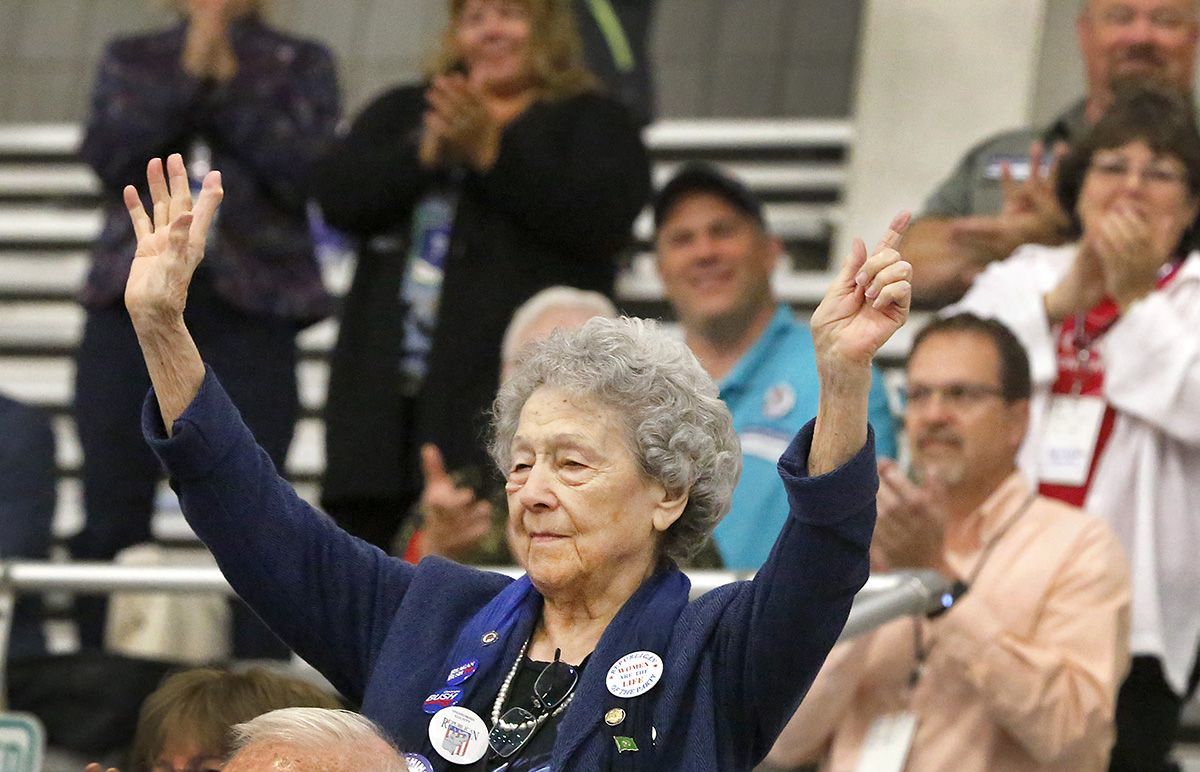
[606,650,664,698]
[428,706,489,764]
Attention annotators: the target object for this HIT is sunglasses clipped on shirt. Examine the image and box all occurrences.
[488,649,579,759]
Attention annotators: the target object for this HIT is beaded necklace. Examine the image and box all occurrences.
[490,636,577,731]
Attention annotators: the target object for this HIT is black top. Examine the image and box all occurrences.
[314,84,651,512]
[476,655,587,772]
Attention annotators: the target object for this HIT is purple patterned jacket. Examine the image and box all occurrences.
[79,16,340,324]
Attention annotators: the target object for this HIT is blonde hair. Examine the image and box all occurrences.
[428,0,599,101]
[130,667,340,772]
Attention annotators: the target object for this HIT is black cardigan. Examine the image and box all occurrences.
[313,84,650,505]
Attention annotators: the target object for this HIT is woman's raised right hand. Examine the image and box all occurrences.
[123,154,222,330]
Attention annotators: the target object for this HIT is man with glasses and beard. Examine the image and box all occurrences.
[902,0,1200,304]
[766,314,1132,772]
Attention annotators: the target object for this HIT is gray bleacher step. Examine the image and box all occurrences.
[0,120,851,157]
[0,206,101,244]
[644,118,852,152]
[631,202,838,244]
[0,356,330,412]
[50,414,326,478]
[0,250,89,293]
[0,314,917,418]
[0,124,82,156]
[651,161,844,196]
[0,265,901,361]
[49,477,322,542]
[0,301,340,356]
[0,164,99,197]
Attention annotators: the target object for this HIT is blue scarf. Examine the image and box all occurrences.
[416,566,691,770]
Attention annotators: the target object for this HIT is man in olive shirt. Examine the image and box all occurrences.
[904,0,1199,305]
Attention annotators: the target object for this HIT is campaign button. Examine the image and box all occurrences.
[403,753,435,772]
[423,688,464,714]
[428,706,489,764]
[606,651,664,698]
[446,659,478,686]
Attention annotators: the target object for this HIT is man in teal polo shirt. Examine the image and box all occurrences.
[654,164,897,569]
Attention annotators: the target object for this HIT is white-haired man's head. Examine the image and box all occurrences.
[221,708,407,772]
[500,286,619,381]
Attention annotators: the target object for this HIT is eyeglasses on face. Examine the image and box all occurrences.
[1095,5,1191,32]
[1088,154,1189,188]
[488,651,578,759]
[903,382,1005,409]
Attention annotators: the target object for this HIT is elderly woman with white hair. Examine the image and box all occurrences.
[122,154,912,769]
[222,708,409,771]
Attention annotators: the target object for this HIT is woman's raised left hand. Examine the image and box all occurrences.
[810,212,913,374]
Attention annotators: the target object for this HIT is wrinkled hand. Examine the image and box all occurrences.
[420,74,501,171]
[872,459,952,575]
[417,444,494,561]
[811,212,912,372]
[84,763,120,772]
[1091,207,1165,311]
[951,141,1071,263]
[123,154,222,329]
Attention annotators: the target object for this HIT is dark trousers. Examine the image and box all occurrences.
[1109,654,1200,771]
[70,271,297,658]
[322,396,421,552]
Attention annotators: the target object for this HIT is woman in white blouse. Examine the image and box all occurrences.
[950,83,1200,771]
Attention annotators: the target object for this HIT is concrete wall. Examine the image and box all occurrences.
[836,0,1051,260]
[0,0,864,123]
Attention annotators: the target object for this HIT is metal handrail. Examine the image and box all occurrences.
[0,561,948,710]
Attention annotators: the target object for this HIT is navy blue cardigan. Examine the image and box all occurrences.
[144,369,876,770]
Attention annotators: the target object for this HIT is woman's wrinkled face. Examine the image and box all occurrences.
[505,387,682,598]
[1077,139,1200,256]
[454,0,534,94]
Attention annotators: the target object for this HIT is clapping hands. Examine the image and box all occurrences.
[181,0,240,81]
[419,74,502,171]
[871,459,954,576]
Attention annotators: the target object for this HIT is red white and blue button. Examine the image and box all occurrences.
[423,687,464,714]
[446,659,478,686]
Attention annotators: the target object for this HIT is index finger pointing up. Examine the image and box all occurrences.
[874,211,912,253]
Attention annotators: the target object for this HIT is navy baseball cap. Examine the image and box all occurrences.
[653,162,765,230]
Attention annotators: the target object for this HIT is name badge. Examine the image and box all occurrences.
[1038,395,1106,486]
[855,712,917,772]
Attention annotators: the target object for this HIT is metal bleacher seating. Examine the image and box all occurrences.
[0,119,917,553]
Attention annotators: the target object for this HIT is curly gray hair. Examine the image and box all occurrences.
[490,316,742,563]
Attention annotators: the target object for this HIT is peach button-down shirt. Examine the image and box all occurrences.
[770,472,1131,772]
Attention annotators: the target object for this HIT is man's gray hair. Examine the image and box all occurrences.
[501,285,619,366]
[490,316,742,563]
[228,708,406,771]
